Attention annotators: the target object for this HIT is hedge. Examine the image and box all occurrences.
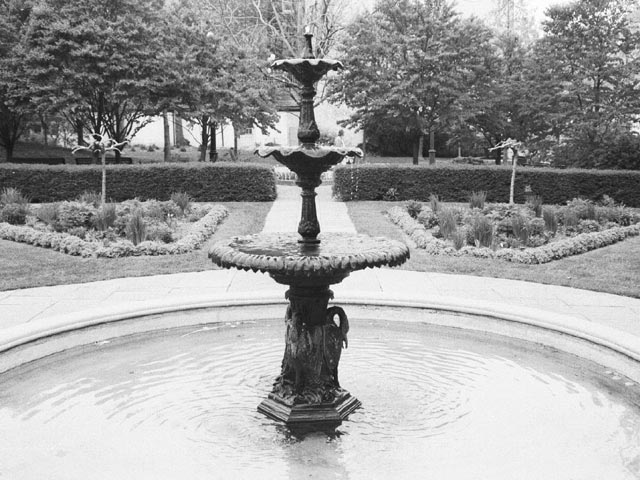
[333,164,640,207]
[0,162,276,202]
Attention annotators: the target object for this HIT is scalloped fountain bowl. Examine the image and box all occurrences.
[1,291,639,479]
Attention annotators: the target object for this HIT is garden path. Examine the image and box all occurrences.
[261,184,356,234]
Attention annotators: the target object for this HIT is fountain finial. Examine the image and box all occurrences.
[303,33,315,59]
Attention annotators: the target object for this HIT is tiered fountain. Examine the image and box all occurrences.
[209,34,410,427]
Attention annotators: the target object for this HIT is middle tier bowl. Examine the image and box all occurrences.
[256,145,362,175]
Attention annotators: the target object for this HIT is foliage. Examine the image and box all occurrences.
[469,191,486,210]
[469,214,494,248]
[437,208,458,240]
[429,194,440,214]
[125,209,147,246]
[1,187,29,205]
[543,208,558,235]
[529,0,640,169]
[0,1,38,163]
[329,0,494,163]
[77,191,102,207]
[92,203,117,231]
[0,203,228,257]
[527,195,543,217]
[405,200,423,219]
[170,191,192,215]
[387,204,640,264]
[0,203,30,224]
[0,163,277,202]
[22,0,168,147]
[333,164,640,206]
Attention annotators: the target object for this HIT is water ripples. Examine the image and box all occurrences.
[1,319,640,479]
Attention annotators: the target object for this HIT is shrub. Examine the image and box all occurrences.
[470,214,494,248]
[93,203,117,231]
[543,208,558,234]
[146,222,173,243]
[383,188,399,201]
[469,191,486,209]
[1,187,29,206]
[170,191,192,215]
[57,201,97,229]
[125,209,147,245]
[565,198,596,220]
[438,208,458,240]
[1,203,30,225]
[36,204,60,227]
[429,193,441,214]
[527,195,543,217]
[332,164,640,207]
[452,229,467,250]
[405,200,423,219]
[562,210,579,229]
[0,163,276,202]
[77,191,102,207]
[417,209,438,229]
[511,214,529,245]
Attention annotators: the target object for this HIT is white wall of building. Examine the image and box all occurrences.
[130,103,363,151]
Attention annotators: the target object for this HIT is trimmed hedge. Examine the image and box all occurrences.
[0,162,276,202]
[333,164,640,207]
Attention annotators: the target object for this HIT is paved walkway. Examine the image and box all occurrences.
[0,184,638,343]
[262,184,356,233]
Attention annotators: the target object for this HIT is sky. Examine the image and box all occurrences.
[349,0,574,24]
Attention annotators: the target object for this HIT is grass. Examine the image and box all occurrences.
[0,202,271,291]
[346,201,640,298]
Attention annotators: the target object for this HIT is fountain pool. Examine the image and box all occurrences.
[1,300,639,480]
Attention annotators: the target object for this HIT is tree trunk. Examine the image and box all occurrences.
[41,116,49,146]
[416,134,424,165]
[101,151,107,205]
[428,129,436,165]
[509,147,517,205]
[76,123,83,146]
[495,148,502,165]
[3,144,14,163]
[209,121,218,162]
[199,115,209,163]
[361,129,367,162]
[412,137,420,165]
[163,110,171,163]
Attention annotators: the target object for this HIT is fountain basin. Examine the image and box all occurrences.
[1,291,639,479]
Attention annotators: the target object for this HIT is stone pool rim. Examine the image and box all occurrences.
[1,289,639,384]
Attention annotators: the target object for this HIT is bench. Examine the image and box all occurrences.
[10,157,66,165]
[75,157,133,165]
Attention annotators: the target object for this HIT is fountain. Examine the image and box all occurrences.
[209,34,409,427]
[1,34,640,480]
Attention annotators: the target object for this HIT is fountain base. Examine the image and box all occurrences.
[258,391,361,425]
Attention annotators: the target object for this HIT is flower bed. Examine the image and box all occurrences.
[387,197,640,264]
[0,192,228,258]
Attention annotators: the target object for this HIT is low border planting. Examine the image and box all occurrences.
[333,164,640,207]
[387,206,640,264]
[0,205,228,258]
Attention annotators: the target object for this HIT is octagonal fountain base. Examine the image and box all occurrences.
[258,391,361,426]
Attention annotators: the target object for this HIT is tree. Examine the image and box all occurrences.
[0,1,38,162]
[532,0,640,168]
[164,0,279,161]
[329,0,494,164]
[23,0,169,160]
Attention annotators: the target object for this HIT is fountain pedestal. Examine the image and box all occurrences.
[209,233,409,426]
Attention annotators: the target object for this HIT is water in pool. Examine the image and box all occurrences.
[1,318,639,479]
